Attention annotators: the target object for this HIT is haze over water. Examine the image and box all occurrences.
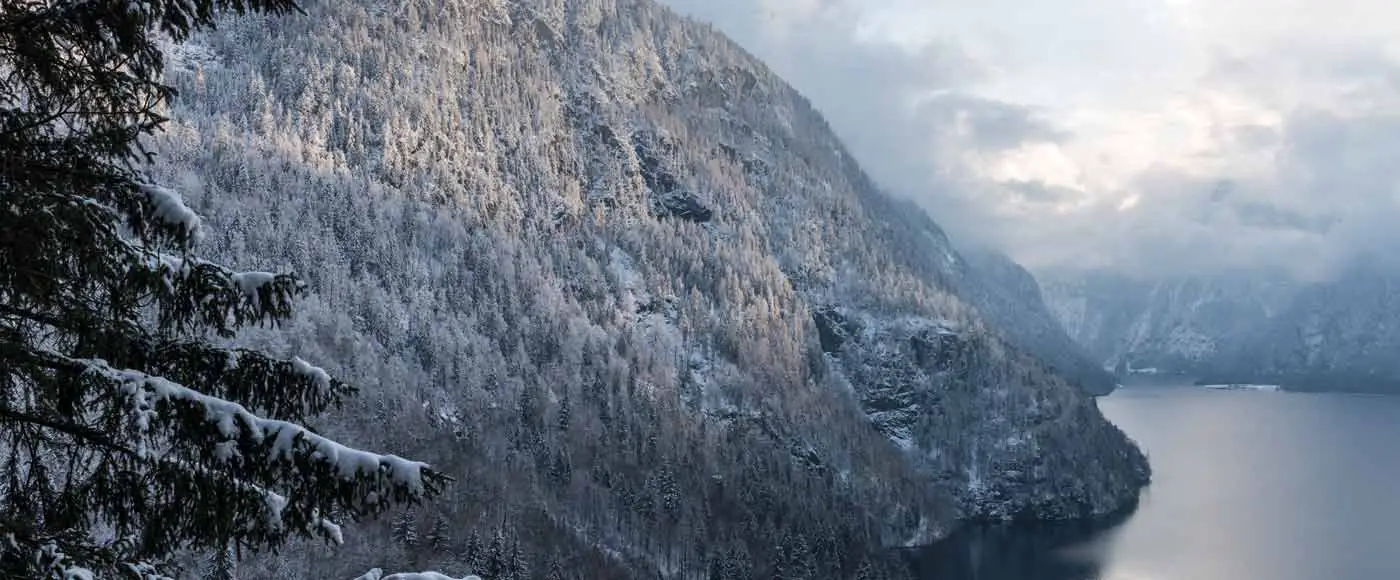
[914,384,1400,579]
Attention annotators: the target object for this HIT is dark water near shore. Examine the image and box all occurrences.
[911,385,1400,579]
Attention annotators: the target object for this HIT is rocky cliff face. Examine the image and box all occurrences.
[153,0,1146,576]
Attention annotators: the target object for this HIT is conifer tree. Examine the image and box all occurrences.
[483,532,506,579]
[392,509,420,548]
[549,449,572,486]
[463,530,483,570]
[722,549,749,579]
[546,553,566,580]
[0,1,445,577]
[203,545,238,580]
[506,538,530,580]
[555,394,571,432]
[426,513,452,553]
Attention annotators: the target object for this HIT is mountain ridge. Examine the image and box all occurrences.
[153,0,1147,576]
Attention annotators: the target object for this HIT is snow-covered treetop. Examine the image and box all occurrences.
[0,1,452,578]
[140,183,205,244]
[354,569,485,580]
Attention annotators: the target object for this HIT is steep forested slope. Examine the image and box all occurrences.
[151,0,1146,577]
[957,249,1117,395]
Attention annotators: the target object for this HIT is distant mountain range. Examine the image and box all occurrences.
[1040,266,1400,394]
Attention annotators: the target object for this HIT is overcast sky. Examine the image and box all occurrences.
[660,0,1400,280]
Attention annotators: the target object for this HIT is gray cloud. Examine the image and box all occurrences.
[1001,180,1079,204]
[663,0,1066,250]
[661,0,1400,282]
[912,94,1070,151]
[1225,124,1279,151]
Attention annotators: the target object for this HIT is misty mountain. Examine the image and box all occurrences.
[1040,273,1292,373]
[1210,266,1400,393]
[956,248,1118,395]
[1041,267,1400,393]
[151,0,1146,577]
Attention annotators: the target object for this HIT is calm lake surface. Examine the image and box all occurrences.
[911,384,1400,579]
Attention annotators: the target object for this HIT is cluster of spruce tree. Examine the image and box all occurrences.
[0,1,473,578]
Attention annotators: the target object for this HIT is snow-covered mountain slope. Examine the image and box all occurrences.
[153,0,1147,576]
[1042,267,1400,393]
[1209,266,1400,392]
[1040,273,1292,373]
[957,248,1118,395]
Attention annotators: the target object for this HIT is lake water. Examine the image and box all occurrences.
[911,384,1400,579]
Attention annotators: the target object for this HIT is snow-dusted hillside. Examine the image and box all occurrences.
[1214,266,1400,392]
[153,1,1147,576]
[1039,272,1290,372]
[957,248,1118,395]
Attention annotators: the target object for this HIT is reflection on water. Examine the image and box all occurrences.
[904,504,1137,580]
[908,385,1400,580]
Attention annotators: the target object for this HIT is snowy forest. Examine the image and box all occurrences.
[2,0,1148,578]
